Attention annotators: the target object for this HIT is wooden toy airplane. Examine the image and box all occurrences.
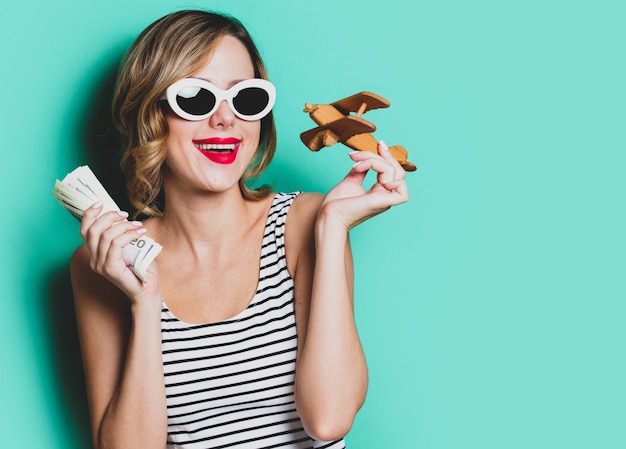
[300,91,416,171]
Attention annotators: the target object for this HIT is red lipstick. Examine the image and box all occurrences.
[192,137,241,165]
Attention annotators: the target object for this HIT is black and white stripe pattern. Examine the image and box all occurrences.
[162,193,345,449]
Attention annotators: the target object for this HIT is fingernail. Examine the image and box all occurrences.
[130,221,143,226]
[379,140,389,152]
[117,211,129,218]
[352,160,363,168]
[92,200,103,209]
[136,228,148,234]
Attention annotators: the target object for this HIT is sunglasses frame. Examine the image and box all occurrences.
[162,78,276,122]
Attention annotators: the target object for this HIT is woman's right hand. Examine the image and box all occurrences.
[80,201,161,304]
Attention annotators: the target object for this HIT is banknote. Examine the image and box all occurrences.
[53,165,162,281]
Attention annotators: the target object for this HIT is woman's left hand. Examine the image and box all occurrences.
[320,140,409,231]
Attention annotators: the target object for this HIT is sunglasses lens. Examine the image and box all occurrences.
[175,86,216,116]
[233,87,270,117]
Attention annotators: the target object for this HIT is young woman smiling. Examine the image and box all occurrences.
[71,9,408,449]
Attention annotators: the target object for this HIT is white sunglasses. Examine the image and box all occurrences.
[161,78,276,121]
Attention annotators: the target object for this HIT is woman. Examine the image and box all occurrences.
[71,9,408,449]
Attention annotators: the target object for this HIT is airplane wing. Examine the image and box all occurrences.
[300,116,376,151]
[331,92,390,115]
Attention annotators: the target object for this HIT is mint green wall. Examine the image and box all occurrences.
[2,1,624,447]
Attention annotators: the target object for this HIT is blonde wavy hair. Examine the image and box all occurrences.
[112,10,277,217]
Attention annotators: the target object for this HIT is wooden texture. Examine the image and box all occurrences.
[300,116,376,151]
[331,91,390,115]
[301,91,417,171]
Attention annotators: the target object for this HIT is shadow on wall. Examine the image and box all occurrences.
[43,53,129,449]
[81,53,131,213]
[45,267,93,448]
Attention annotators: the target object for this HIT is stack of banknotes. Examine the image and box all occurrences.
[52,165,162,282]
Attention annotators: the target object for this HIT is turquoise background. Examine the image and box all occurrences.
[1,0,624,447]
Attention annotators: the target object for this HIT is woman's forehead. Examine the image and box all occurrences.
[191,36,255,87]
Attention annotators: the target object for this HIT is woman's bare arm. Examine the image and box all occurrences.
[290,141,408,441]
[71,204,167,449]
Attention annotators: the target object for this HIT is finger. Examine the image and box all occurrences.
[383,179,409,202]
[349,149,382,164]
[351,154,398,185]
[378,140,407,179]
[83,212,133,272]
[345,160,369,184]
[382,179,403,191]
[350,145,404,184]
[369,181,409,208]
[377,140,393,159]
[355,185,407,213]
[81,206,128,239]
[83,210,129,249]
[79,201,104,238]
[97,226,147,275]
[349,141,403,173]
[94,220,144,271]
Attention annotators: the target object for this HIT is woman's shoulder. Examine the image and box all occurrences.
[70,243,90,276]
[287,191,324,225]
[70,244,128,310]
[283,193,322,278]
[290,191,325,210]
[284,192,324,245]
[70,244,104,292]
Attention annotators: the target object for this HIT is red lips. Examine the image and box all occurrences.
[192,137,241,165]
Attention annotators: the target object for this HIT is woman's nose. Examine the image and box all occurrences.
[209,99,235,128]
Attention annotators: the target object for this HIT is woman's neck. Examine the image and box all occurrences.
[150,184,254,251]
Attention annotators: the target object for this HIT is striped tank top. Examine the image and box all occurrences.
[161,193,346,449]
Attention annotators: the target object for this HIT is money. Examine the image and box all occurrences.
[52,165,162,282]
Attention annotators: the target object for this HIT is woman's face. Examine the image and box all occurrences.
[163,35,261,194]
